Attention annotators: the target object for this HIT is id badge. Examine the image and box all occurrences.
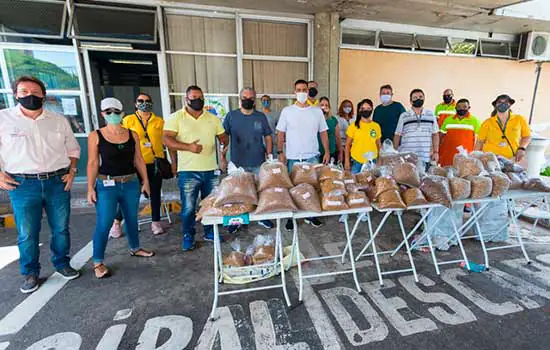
[499,142,507,148]
[143,142,152,148]
[103,179,115,187]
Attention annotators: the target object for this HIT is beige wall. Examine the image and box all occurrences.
[339,49,550,139]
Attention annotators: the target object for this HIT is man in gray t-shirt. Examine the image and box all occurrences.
[222,87,274,229]
[260,94,279,156]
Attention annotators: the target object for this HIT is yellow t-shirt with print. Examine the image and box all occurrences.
[478,113,531,159]
[122,113,164,164]
[346,121,382,163]
[164,109,225,172]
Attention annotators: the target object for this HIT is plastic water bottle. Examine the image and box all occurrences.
[460,261,487,273]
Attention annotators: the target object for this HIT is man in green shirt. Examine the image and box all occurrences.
[373,84,406,143]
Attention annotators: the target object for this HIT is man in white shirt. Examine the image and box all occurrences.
[0,76,81,294]
[277,79,330,230]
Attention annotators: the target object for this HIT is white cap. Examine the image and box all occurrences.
[100,97,123,111]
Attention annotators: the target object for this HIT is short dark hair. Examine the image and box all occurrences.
[136,92,152,101]
[380,84,393,93]
[261,94,271,101]
[12,76,46,95]
[295,79,308,87]
[410,88,425,100]
[186,85,203,96]
[456,98,470,106]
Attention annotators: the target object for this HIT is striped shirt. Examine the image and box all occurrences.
[395,108,438,163]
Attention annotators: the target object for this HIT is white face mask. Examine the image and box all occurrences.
[380,94,392,104]
[296,92,308,104]
[343,106,352,114]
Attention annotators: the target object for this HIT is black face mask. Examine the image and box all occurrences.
[456,109,468,116]
[188,98,204,111]
[241,98,255,110]
[18,95,44,111]
[443,95,453,104]
[496,103,510,113]
[357,110,372,119]
[412,99,424,108]
[308,87,318,98]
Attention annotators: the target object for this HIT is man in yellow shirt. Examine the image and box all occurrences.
[307,80,319,106]
[163,85,228,251]
[475,94,531,162]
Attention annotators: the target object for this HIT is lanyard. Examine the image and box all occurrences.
[496,112,510,137]
[136,112,150,141]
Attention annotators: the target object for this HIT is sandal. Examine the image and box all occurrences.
[130,248,155,258]
[94,264,110,279]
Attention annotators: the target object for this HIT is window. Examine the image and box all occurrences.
[44,95,86,134]
[243,20,307,57]
[168,55,237,94]
[70,3,157,44]
[0,93,8,110]
[449,38,478,55]
[341,29,376,47]
[4,49,79,90]
[379,32,414,50]
[0,0,66,38]
[243,60,307,95]
[166,15,236,54]
[480,40,512,58]
[415,35,448,52]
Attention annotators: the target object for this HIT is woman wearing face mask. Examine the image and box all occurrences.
[109,93,167,237]
[475,94,531,163]
[337,100,355,163]
[344,99,382,174]
[318,97,342,162]
[87,97,154,279]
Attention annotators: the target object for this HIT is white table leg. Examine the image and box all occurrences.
[471,204,490,268]
[293,218,304,302]
[396,212,419,282]
[356,211,392,261]
[209,224,220,321]
[507,199,531,264]
[276,218,292,306]
[344,214,362,292]
[366,212,383,286]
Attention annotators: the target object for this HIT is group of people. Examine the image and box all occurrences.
[0,74,532,294]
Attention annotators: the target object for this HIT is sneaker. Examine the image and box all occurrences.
[227,225,241,235]
[285,219,294,232]
[258,220,274,229]
[305,217,323,228]
[464,205,472,213]
[151,221,165,235]
[56,266,80,280]
[20,275,39,294]
[109,221,122,239]
[182,234,196,251]
[203,232,225,243]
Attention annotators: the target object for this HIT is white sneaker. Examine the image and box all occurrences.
[109,221,122,239]
[151,221,165,235]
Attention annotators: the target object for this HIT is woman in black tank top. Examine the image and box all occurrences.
[86,98,154,279]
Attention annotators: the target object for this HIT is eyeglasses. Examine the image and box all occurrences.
[103,109,121,115]
[136,99,151,103]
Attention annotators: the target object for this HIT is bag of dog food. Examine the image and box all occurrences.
[289,183,322,212]
[255,187,297,214]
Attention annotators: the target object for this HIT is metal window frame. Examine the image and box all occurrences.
[479,39,512,59]
[0,0,67,39]
[379,31,415,50]
[447,37,479,57]
[340,28,377,48]
[67,2,158,44]
[414,34,450,52]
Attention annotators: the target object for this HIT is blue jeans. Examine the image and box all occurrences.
[178,171,219,238]
[287,156,319,171]
[351,160,364,175]
[8,175,72,276]
[93,178,141,263]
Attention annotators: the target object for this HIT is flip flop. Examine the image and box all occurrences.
[130,248,155,258]
[94,264,110,279]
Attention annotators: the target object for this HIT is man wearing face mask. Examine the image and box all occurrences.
[373,84,406,143]
[222,87,274,229]
[0,76,81,293]
[435,89,456,128]
[109,93,167,237]
[307,80,320,106]
[394,89,439,166]
[475,94,531,163]
[277,79,330,230]
[163,85,228,251]
[439,98,480,166]
[261,94,279,157]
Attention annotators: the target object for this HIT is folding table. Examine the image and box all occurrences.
[290,207,372,302]
[505,190,550,246]
[203,212,293,320]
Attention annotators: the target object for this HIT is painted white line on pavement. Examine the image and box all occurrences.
[0,241,93,337]
[0,244,43,271]
[113,309,133,321]
[0,341,9,350]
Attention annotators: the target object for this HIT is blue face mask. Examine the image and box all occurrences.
[261,100,270,108]
[104,113,123,124]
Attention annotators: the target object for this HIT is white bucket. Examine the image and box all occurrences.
[526,136,550,178]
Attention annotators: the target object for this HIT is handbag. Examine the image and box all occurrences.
[154,155,174,179]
